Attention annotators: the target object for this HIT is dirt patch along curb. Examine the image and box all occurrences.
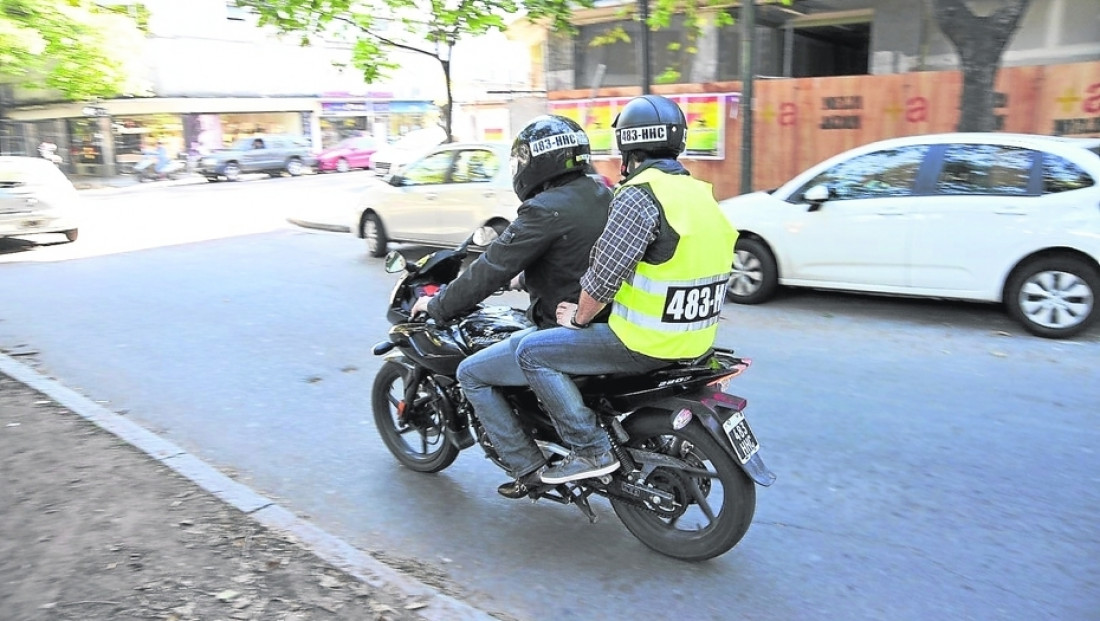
[0,352,498,621]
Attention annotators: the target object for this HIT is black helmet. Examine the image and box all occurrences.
[613,95,687,164]
[510,115,592,201]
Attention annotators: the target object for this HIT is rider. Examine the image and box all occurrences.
[409,115,613,498]
[515,94,739,484]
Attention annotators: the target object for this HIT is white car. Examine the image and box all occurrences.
[352,142,519,257]
[371,127,448,177]
[718,132,1100,339]
[0,156,80,243]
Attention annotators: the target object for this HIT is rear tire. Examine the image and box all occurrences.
[1005,255,1098,339]
[286,158,304,176]
[371,362,459,473]
[337,158,350,173]
[611,410,756,561]
[727,237,778,304]
[224,162,242,182]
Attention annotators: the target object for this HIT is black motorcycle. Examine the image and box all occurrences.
[371,229,775,561]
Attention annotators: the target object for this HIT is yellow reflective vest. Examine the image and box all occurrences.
[609,167,738,360]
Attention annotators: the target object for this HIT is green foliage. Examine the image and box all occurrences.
[0,0,146,101]
[233,0,593,138]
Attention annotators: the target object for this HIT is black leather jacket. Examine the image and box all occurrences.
[426,173,612,329]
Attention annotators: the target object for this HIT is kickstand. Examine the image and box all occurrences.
[566,485,599,524]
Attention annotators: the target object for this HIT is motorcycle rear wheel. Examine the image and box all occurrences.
[611,410,756,561]
[371,361,459,473]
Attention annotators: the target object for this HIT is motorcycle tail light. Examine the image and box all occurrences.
[708,358,751,392]
[419,284,441,297]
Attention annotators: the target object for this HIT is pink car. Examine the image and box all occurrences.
[317,136,379,173]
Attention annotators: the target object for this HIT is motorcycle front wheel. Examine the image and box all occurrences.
[371,361,459,473]
[611,410,756,562]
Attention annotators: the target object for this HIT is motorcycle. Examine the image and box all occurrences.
[371,229,775,561]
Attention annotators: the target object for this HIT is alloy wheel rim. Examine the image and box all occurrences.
[729,251,763,296]
[1018,270,1094,329]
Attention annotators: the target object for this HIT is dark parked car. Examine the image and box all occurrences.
[198,134,317,182]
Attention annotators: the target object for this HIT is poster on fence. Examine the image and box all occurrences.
[549,93,737,160]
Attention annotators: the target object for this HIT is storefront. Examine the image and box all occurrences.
[318,99,439,148]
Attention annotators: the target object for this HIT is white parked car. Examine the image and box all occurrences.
[371,127,448,177]
[0,156,80,243]
[352,142,518,257]
[718,132,1100,339]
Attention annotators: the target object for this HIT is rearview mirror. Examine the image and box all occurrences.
[384,251,407,273]
[471,226,499,247]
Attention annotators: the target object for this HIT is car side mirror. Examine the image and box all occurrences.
[386,174,406,187]
[802,184,831,212]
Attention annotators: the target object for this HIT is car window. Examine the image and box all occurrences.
[935,145,1035,196]
[793,145,929,201]
[451,149,500,183]
[353,137,377,150]
[1042,153,1095,194]
[401,150,453,185]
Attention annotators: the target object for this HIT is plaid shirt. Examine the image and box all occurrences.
[579,185,660,303]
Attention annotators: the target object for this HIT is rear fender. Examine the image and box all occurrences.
[645,391,776,487]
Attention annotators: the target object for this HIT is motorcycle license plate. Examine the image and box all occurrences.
[722,411,759,464]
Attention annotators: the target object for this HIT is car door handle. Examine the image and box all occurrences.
[425,193,438,200]
[483,191,495,198]
[994,206,1025,215]
[877,207,904,216]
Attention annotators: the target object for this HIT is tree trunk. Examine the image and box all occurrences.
[930,0,1031,132]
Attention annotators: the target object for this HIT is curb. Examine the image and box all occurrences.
[286,218,351,233]
[0,352,494,621]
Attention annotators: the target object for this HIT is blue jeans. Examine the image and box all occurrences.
[456,327,546,479]
[515,324,668,458]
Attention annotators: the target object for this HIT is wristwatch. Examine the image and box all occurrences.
[570,312,590,329]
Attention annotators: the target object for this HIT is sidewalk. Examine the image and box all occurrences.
[0,352,496,621]
[71,172,209,193]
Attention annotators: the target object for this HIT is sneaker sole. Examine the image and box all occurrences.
[539,461,620,485]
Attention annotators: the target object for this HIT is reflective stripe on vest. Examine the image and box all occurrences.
[609,168,738,360]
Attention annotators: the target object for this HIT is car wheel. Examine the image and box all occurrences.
[224,162,242,182]
[62,229,78,243]
[364,213,389,258]
[726,237,778,304]
[336,158,350,173]
[286,158,304,176]
[1006,255,1098,339]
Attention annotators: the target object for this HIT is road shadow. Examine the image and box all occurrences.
[0,236,72,255]
[736,286,1100,342]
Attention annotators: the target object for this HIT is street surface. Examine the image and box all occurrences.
[2,172,1098,621]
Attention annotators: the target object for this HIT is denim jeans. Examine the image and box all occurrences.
[515,324,668,458]
[455,327,547,479]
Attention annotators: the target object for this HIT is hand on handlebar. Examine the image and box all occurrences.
[410,295,433,321]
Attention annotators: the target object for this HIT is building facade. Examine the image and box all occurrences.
[3,0,442,176]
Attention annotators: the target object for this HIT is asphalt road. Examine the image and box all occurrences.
[2,175,1098,621]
